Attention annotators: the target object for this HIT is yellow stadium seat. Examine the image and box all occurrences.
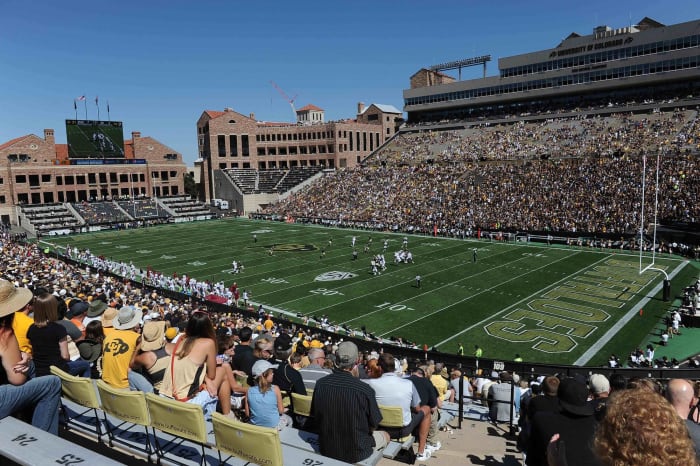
[211,411,284,466]
[50,365,103,443]
[145,392,210,466]
[96,379,152,460]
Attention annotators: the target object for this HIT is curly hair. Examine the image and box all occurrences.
[365,358,382,379]
[594,388,699,466]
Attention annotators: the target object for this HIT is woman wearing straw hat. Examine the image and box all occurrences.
[0,279,62,434]
[133,321,173,393]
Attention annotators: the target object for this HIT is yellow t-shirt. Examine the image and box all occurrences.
[430,374,449,398]
[101,329,140,389]
[12,311,34,355]
[263,318,274,331]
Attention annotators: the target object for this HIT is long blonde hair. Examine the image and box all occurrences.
[256,368,273,394]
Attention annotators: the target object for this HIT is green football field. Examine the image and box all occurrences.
[41,218,695,366]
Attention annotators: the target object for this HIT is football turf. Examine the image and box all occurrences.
[41,218,695,366]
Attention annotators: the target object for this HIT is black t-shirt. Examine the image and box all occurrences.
[231,344,254,374]
[272,359,306,395]
[27,322,69,376]
[409,375,438,409]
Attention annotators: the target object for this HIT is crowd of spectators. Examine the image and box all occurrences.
[263,108,699,241]
[4,228,700,465]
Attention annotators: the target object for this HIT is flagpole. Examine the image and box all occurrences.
[83,96,88,120]
[107,101,111,122]
[96,96,100,121]
[73,100,78,120]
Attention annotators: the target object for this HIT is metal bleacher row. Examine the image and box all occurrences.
[2,363,479,466]
[18,197,214,235]
[20,365,424,466]
[225,167,323,194]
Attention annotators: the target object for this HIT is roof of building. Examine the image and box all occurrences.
[204,110,226,119]
[297,104,323,112]
[360,103,402,115]
[0,135,31,151]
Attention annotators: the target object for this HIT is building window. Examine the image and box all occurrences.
[0,195,5,204]
[219,163,227,169]
[28,175,40,187]
[230,135,238,156]
[218,135,226,156]
[41,174,51,183]
[241,135,250,156]
[15,175,26,183]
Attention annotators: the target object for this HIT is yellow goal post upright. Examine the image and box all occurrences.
[638,151,670,301]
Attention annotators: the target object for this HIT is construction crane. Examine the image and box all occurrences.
[270,80,299,122]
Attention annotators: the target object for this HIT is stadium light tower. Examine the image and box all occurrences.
[270,81,299,122]
[429,55,492,80]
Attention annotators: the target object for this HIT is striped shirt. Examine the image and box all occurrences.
[312,370,382,463]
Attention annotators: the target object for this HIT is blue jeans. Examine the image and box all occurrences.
[68,359,91,378]
[0,375,61,435]
[128,369,154,393]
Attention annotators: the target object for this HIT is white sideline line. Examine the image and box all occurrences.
[385,250,591,339]
[574,260,689,365]
[431,254,611,349]
[342,248,576,327]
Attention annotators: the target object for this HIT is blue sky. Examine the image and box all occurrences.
[1,0,698,165]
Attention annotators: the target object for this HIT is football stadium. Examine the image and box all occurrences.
[1,13,700,466]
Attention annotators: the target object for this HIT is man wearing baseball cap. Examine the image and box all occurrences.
[311,341,389,463]
[270,332,305,396]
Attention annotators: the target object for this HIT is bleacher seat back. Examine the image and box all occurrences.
[290,392,312,417]
[145,392,208,443]
[50,365,100,409]
[377,405,404,429]
[96,379,150,426]
[211,412,284,466]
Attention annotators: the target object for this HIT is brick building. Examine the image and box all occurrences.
[0,128,187,226]
[196,102,402,202]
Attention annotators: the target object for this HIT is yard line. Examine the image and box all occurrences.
[342,248,580,327]
[397,251,607,345]
[270,242,525,312]
[573,260,688,365]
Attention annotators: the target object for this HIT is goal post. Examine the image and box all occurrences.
[638,152,670,300]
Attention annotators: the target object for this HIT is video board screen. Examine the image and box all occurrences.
[66,120,125,159]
